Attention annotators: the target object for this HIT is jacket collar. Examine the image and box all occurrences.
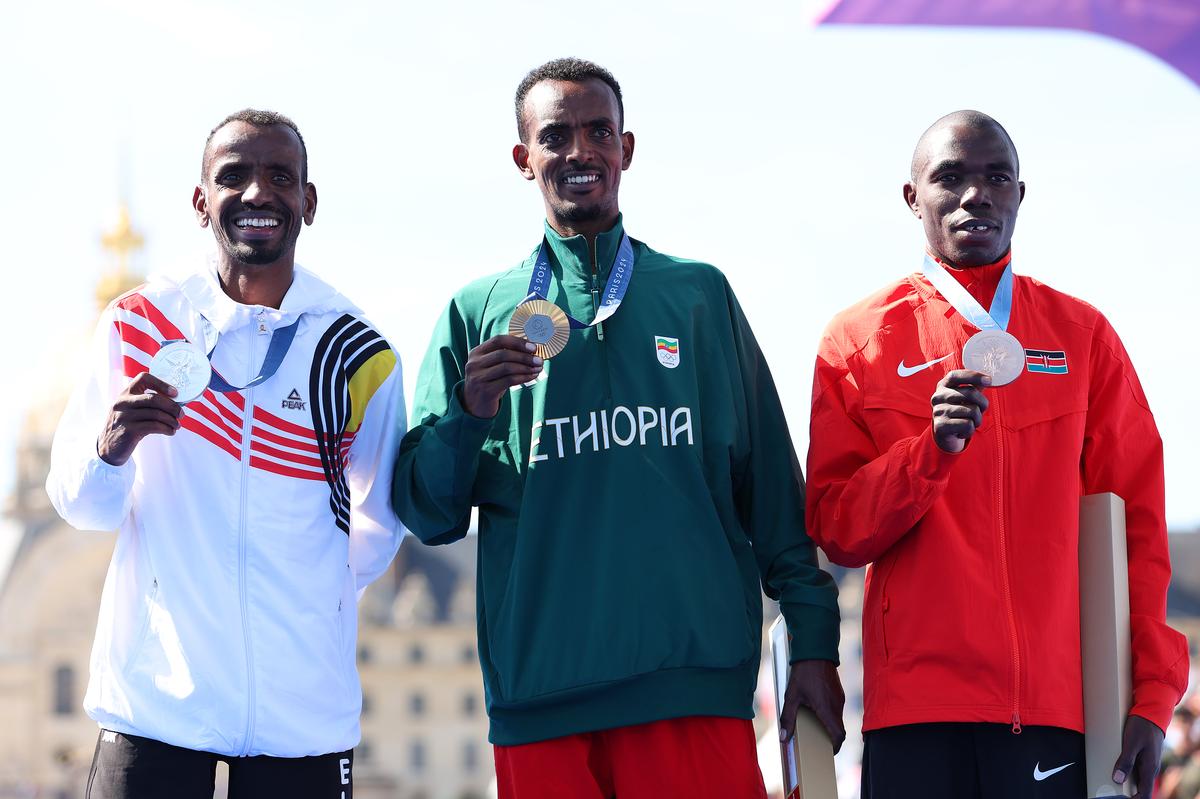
[923,249,1013,309]
[541,215,625,283]
[171,256,359,335]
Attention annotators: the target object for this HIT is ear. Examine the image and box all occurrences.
[620,130,635,170]
[513,143,535,181]
[193,186,210,228]
[303,182,318,225]
[902,182,921,218]
[1018,180,1026,206]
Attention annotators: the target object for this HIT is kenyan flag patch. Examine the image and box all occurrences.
[1025,348,1068,375]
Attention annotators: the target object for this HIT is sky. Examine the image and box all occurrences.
[3,0,1199,541]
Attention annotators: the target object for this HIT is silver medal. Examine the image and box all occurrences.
[962,330,1025,386]
[149,341,212,403]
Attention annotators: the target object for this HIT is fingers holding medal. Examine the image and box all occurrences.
[509,299,570,360]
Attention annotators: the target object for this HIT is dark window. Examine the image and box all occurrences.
[461,644,475,663]
[358,645,372,664]
[463,740,479,772]
[410,692,426,717]
[52,665,74,715]
[462,692,478,717]
[360,693,372,717]
[357,740,372,763]
[409,644,425,664]
[410,740,426,773]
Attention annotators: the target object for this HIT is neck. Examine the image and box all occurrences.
[546,210,619,244]
[930,248,1012,271]
[216,255,294,309]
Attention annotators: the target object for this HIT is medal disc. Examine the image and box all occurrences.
[962,330,1024,386]
[149,341,212,403]
[509,300,570,359]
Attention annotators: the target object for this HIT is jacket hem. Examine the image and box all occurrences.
[487,664,756,746]
[864,705,1083,734]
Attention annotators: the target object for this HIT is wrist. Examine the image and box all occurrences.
[96,437,127,467]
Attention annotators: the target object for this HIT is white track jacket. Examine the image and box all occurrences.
[46,262,405,757]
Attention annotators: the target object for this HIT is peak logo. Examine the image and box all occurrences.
[282,388,306,411]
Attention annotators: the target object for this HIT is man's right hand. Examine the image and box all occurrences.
[97,373,184,466]
[462,335,544,419]
[931,369,991,453]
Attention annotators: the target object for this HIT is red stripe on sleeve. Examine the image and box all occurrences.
[180,416,241,460]
[249,456,327,481]
[115,294,186,341]
[114,321,161,358]
[122,355,149,379]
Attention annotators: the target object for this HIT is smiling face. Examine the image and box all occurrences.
[512,78,634,238]
[904,120,1025,267]
[193,121,316,267]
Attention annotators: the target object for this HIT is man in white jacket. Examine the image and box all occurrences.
[46,109,405,798]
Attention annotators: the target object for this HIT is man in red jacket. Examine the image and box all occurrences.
[806,110,1189,798]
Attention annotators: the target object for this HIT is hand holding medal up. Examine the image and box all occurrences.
[921,254,1024,453]
[931,370,991,454]
[462,336,545,419]
[97,372,185,466]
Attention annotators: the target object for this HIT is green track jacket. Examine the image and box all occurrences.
[393,217,839,745]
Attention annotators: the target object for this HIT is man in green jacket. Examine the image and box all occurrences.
[393,57,843,797]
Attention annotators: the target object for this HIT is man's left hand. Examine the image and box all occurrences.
[1112,714,1165,798]
[779,659,846,754]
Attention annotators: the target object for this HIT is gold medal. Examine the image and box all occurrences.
[509,299,571,359]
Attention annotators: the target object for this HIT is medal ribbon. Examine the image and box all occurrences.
[161,317,301,394]
[922,254,1014,331]
[525,233,635,328]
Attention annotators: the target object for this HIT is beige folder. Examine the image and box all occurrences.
[1079,493,1134,798]
[768,616,838,799]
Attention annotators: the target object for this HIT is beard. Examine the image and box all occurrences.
[213,212,298,266]
[556,200,608,224]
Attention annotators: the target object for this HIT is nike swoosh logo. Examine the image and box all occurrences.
[1033,762,1075,781]
[896,354,951,378]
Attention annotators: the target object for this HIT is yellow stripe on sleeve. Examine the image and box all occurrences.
[346,348,396,434]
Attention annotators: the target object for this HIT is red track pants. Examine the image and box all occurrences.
[494,715,768,799]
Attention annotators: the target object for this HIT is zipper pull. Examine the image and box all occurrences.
[1011,713,1022,735]
[590,285,604,341]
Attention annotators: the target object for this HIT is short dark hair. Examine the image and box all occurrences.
[514,58,624,143]
[201,108,308,182]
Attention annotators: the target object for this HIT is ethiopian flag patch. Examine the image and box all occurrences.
[655,335,680,369]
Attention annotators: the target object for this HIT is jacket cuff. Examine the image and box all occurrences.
[436,381,497,454]
[782,604,841,665]
[1130,680,1183,734]
[912,426,958,482]
[87,451,136,488]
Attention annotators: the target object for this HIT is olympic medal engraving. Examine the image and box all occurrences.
[149,341,212,403]
[509,299,570,359]
[962,330,1024,386]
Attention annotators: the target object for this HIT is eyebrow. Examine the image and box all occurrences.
[929,159,1016,174]
[536,117,617,136]
[213,159,297,174]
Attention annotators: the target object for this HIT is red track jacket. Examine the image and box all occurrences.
[806,254,1188,734]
